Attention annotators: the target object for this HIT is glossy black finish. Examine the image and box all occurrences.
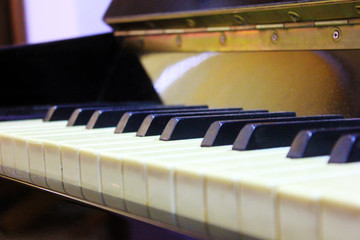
[287,127,360,158]
[136,109,257,137]
[0,34,162,107]
[200,114,347,147]
[106,0,301,20]
[115,106,209,133]
[233,118,360,151]
[160,112,300,141]
[329,134,360,164]
[0,105,50,121]
[0,105,49,115]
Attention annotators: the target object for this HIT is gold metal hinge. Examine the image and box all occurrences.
[119,17,360,52]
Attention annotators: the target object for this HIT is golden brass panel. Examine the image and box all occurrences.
[140,51,360,117]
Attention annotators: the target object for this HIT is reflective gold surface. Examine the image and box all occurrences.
[141,51,360,117]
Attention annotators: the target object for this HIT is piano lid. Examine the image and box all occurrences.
[104,0,360,30]
[104,0,360,51]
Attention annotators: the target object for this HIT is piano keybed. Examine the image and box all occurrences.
[0,104,359,240]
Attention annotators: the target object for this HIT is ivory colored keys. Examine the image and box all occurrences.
[2,106,359,240]
[277,167,360,240]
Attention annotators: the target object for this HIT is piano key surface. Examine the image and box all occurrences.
[0,105,359,240]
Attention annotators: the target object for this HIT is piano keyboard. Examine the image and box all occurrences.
[0,103,359,240]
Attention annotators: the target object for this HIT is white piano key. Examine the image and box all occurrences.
[143,147,287,227]
[236,162,360,240]
[27,139,48,187]
[61,144,84,198]
[61,135,157,200]
[321,184,360,240]
[277,171,360,240]
[43,129,124,192]
[7,126,114,182]
[1,137,14,176]
[100,152,127,211]
[77,138,202,210]
[173,149,294,235]
[43,132,137,193]
[9,127,113,186]
[0,121,70,177]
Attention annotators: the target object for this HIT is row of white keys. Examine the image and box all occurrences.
[6,118,356,240]
[17,129,139,190]
[77,138,205,205]
[174,153,329,237]
[99,146,289,229]
[45,134,201,198]
[232,161,360,240]
[278,169,360,240]
[143,148,291,230]
[8,126,204,199]
[0,122,113,181]
[25,128,119,187]
[0,120,68,176]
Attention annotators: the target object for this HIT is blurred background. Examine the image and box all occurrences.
[0,0,112,47]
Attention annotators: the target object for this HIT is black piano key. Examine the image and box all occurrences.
[67,103,194,126]
[233,118,360,151]
[136,109,260,137]
[86,105,193,129]
[43,102,135,122]
[201,114,345,147]
[68,107,119,126]
[287,127,360,158]
[115,106,210,133]
[328,134,360,164]
[159,112,301,141]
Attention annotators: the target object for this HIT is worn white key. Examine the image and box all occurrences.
[0,121,67,176]
[173,148,291,235]
[277,170,360,240]
[235,162,360,240]
[22,128,115,187]
[43,129,117,192]
[78,138,202,206]
[10,126,86,183]
[143,147,287,228]
[321,178,360,240]
[132,146,282,227]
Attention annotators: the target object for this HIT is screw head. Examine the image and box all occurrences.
[176,35,182,47]
[332,28,341,41]
[271,32,279,43]
[220,33,226,45]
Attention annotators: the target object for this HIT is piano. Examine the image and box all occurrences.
[1,0,360,239]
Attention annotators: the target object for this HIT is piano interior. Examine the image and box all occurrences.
[0,0,360,239]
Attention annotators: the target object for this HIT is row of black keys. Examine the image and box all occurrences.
[2,102,360,164]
